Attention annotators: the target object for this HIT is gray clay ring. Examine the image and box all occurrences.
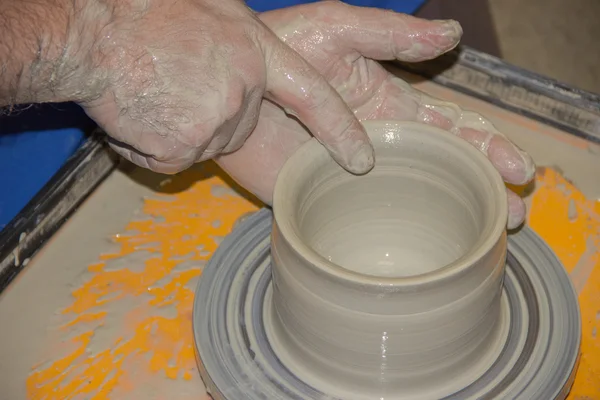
[193,208,581,400]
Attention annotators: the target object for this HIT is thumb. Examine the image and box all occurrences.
[262,37,374,175]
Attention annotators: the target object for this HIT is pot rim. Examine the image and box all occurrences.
[272,120,508,287]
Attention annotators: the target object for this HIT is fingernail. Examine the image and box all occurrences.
[488,136,536,185]
[347,143,375,175]
[517,148,536,183]
[507,201,526,230]
[507,190,526,230]
[507,210,525,230]
[435,20,463,48]
[443,20,463,38]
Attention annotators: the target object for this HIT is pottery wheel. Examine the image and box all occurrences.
[192,208,581,400]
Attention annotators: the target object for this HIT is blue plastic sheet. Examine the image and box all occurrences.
[0,0,427,229]
[247,0,425,13]
[0,104,93,229]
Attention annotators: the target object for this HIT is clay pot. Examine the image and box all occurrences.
[269,121,509,399]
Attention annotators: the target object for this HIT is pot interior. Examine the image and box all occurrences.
[277,121,505,279]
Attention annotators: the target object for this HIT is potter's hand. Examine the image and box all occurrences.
[85,0,375,174]
[217,2,535,229]
[0,0,372,175]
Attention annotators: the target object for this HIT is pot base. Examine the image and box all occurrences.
[193,209,580,400]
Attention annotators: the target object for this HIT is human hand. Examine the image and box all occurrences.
[217,2,535,229]
[78,0,373,174]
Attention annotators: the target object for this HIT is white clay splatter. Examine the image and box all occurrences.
[102,251,162,274]
[210,184,239,198]
[569,236,599,294]
[568,199,578,221]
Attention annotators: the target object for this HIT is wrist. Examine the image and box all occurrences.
[0,0,107,107]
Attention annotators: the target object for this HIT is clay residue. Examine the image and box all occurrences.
[131,214,167,224]
[172,260,206,274]
[232,211,257,230]
[210,184,239,198]
[172,251,196,261]
[12,232,28,267]
[159,178,172,187]
[11,162,259,400]
[569,236,599,294]
[102,250,162,273]
[183,275,201,292]
[131,241,161,251]
[568,199,578,221]
[197,245,211,258]
[211,235,225,246]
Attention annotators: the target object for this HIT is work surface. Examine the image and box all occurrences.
[1,76,599,399]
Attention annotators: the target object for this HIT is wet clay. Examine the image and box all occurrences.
[194,208,580,400]
[0,71,594,399]
[268,121,509,399]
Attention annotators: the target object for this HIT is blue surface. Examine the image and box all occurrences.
[0,103,94,229]
[247,0,425,13]
[0,0,426,230]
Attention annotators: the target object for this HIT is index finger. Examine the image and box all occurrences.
[262,36,375,175]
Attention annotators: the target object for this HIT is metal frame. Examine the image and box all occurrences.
[0,130,118,292]
[0,46,598,293]
[393,47,600,143]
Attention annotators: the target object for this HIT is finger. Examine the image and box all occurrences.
[370,78,536,186]
[87,100,211,172]
[408,93,535,185]
[107,139,197,174]
[292,2,462,62]
[450,127,535,186]
[263,37,374,174]
[216,88,264,155]
[507,189,526,229]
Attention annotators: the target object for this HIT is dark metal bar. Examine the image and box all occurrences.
[0,130,117,292]
[392,46,600,143]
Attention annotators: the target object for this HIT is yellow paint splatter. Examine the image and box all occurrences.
[528,168,600,399]
[25,163,600,398]
[26,162,259,399]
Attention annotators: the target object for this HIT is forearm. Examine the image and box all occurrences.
[0,0,108,107]
[0,0,73,106]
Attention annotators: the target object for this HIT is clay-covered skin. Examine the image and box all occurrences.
[77,0,372,175]
[218,2,535,229]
